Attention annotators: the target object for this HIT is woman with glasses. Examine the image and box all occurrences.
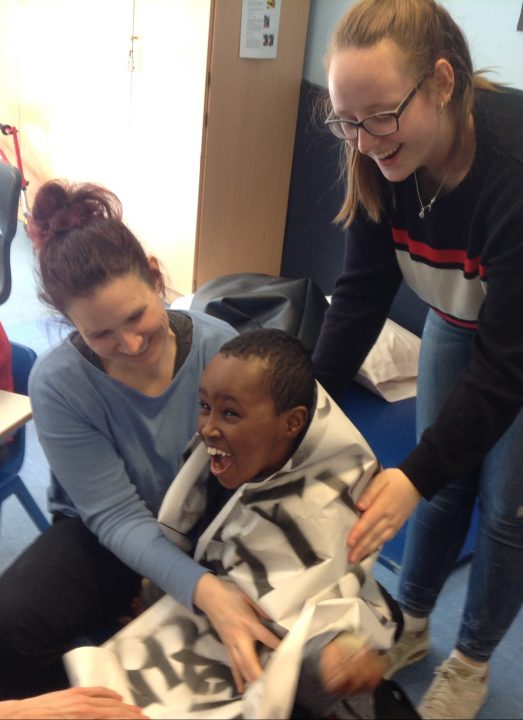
[312,1,523,718]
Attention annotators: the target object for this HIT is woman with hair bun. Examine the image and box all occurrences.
[312,0,523,717]
[0,180,279,700]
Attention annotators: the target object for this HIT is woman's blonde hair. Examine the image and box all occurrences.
[325,0,498,226]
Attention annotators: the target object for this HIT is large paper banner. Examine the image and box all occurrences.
[65,384,396,718]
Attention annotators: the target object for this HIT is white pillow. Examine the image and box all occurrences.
[170,294,194,310]
[355,319,421,402]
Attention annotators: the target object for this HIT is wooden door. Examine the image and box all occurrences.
[193,0,310,289]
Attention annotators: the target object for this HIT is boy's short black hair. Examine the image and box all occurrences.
[219,329,315,415]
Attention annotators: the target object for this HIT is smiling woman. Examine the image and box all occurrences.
[0,179,251,700]
[65,274,175,396]
[311,1,523,719]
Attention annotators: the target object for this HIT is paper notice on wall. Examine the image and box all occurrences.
[240,0,281,59]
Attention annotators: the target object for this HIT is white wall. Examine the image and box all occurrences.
[0,0,211,296]
[303,0,523,90]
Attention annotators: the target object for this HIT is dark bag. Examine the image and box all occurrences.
[292,679,420,720]
[373,679,421,719]
[191,273,329,351]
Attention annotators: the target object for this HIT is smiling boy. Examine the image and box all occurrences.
[158,329,408,718]
[66,330,413,718]
[197,330,312,491]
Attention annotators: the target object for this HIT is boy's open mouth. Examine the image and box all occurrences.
[207,446,233,476]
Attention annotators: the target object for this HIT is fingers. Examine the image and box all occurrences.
[70,687,123,699]
[340,647,387,695]
[225,608,278,692]
[243,596,280,649]
[347,469,421,563]
[230,660,246,695]
[347,508,393,563]
[321,645,387,696]
[347,474,390,561]
[355,475,386,512]
[195,575,280,693]
[228,636,264,693]
[7,688,148,720]
[252,621,281,651]
[244,595,272,622]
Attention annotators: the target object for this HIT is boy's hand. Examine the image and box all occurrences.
[193,573,280,693]
[320,637,388,696]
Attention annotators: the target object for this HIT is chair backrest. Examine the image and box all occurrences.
[0,162,22,305]
[0,343,37,477]
[191,272,329,352]
[0,341,49,533]
[11,341,37,395]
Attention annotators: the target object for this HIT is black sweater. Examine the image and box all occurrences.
[313,87,523,499]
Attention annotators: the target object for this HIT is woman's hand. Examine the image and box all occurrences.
[0,687,147,719]
[347,468,421,563]
[320,640,388,696]
[193,573,280,693]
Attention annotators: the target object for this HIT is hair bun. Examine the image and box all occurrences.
[48,206,86,234]
[28,180,122,251]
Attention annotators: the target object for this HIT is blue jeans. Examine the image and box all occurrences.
[398,310,523,662]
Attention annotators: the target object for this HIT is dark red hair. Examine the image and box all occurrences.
[28,180,164,315]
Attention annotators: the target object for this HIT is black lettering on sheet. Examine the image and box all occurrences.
[251,504,323,569]
[242,476,306,505]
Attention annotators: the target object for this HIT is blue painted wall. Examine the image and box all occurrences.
[303,0,523,90]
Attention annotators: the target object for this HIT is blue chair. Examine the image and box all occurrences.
[0,342,50,532]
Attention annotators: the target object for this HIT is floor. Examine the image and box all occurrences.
[1,224,522,718]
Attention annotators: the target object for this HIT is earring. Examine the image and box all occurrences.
[440,100,445,113]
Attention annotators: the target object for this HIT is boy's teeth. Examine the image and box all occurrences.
[207,447,230,457]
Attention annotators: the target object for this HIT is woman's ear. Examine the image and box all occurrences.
[148,255,164,293]
[285,406,309,439]
[148,255,160,273]
[433,58,455,106]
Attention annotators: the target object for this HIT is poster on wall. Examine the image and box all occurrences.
[240,0,281,59]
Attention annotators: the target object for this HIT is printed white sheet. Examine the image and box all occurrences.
[64,383,396,719]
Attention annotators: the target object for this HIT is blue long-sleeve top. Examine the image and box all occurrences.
[28,309,237,610]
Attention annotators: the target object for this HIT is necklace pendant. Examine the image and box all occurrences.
[414,169,447,221]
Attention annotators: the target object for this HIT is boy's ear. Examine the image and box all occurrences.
[285,406,309,438]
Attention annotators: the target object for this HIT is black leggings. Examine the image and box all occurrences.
[0,516,141,699]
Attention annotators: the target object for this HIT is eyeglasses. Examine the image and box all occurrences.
[324,75,428,141]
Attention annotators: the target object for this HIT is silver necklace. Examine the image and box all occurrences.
[414,170,447,219]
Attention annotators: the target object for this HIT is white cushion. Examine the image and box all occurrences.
[355,319,420,402]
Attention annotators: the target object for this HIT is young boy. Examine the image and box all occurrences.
[160,329,408,716]
[65,330,416,719]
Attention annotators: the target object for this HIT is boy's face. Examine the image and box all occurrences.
[198,354,305,490]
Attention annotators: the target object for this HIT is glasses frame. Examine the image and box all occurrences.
[324,74,429,141]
